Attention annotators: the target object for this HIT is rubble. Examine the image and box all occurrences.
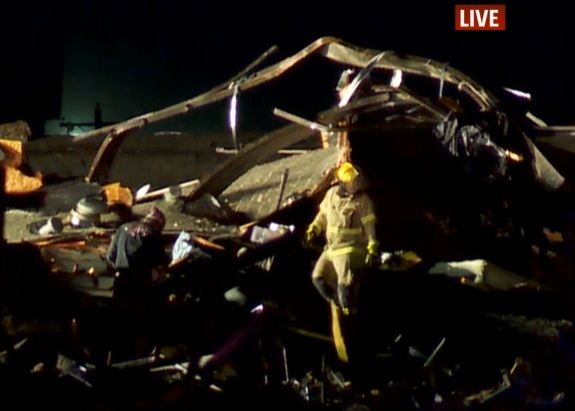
[0,138,25,167]
[102,182,134,208]
[34,179,103,215]
[0,120,31,142]
[183,193,242,224]
[135,179,200,204]
[221,146,338,220]
[428,259,544,291]
[0,135,43,194]
[67,196,109,228]
[2,37,575,410]
[3,165,42,194]
[27,216,65,236]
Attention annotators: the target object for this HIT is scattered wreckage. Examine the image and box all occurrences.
[1,37,575,410]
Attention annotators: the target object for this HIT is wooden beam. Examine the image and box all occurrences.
[73,38,337,143]
[85,130,132,184]
[136,179,200,203]
[186,123,318,202]
[215,147,311,155]
[76,37,500,186]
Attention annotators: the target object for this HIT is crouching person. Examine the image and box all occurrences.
[106,206,169,300]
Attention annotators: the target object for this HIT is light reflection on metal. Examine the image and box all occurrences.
[338,51,386,107]
[282,345,289,383]
[251,303,264,313]
[424,337,446,367]
[336,68,354,92]
[439,64,448,98]
[503,87,532,100]
[390,69,403,88]
[110,355,156,369]
[56,354,93,388]
[150,362,189,374]
[229,82,240,150]
[13,338,27,350]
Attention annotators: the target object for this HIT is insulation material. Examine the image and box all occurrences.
[4,166,42,194]
[0,139,24,167]
[102,182,134,207]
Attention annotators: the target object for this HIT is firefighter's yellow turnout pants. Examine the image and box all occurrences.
[312,248,366,309]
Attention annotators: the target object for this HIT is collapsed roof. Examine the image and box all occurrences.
[2,36,575,410]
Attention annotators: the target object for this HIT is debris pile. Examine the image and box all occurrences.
[0,121,43,195]
[1,37,575,410]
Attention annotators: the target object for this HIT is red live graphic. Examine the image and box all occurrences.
[455,5,506,31]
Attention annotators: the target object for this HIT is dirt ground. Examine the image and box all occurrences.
[4,131,262,243]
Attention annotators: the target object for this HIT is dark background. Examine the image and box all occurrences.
[1,0,574,137]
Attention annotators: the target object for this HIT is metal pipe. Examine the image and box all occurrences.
[424,337,446,368]
[282,345,289,383]
[275,168,289,212]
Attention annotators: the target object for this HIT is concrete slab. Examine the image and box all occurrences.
[221,147,337,220]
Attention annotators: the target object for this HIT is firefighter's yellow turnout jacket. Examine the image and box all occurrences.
[308,184,378,307]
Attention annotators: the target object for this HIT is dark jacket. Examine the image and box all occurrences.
[106,221,167,271]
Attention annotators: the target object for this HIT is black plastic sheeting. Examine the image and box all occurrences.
[433,113,508,182]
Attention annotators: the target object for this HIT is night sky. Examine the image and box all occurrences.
[2,0,574,136]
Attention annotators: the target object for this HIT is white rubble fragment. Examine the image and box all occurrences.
[428,259,536,291]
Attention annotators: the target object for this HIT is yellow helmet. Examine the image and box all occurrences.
[336,162,360,183]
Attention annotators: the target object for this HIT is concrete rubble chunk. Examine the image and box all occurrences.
[428,259,542,291]
[164,185,183,204]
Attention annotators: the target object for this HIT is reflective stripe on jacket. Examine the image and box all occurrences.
[311,185,376,254]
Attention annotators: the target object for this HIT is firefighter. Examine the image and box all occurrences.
[106,206,169,300]
[305,162,379,313]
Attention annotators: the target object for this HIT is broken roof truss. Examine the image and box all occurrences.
[72,36,502,186]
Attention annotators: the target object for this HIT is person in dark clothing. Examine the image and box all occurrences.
[98,207,168,362]
[106,206,168,300]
